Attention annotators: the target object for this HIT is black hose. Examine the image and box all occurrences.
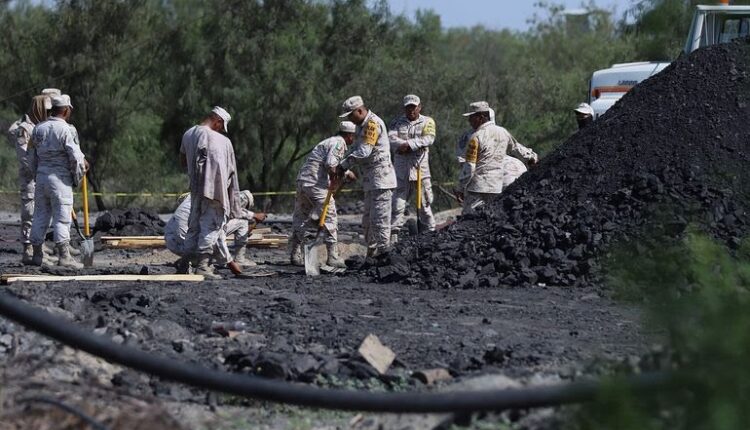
[0,291,673,413]
[19,396,110,430]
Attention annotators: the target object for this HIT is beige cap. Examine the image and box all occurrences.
[239,190,254,210]
[339,96,364,118]
[51,94,73,108]
[403,94,421,106]
[339,121,356,133]
[40,89,62,110]
[462,101,491,116]
[574,102,594,116]
[41,88,61,97]
[212,106,231,132]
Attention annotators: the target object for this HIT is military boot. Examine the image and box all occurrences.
[195,253,221,280]
[31,244,44,266]
[326,243,347,268]
[175,256,191,274]
[21,244,34,265]
[56,242,83,269]
[289,237,304,266]
[233,245,256,267]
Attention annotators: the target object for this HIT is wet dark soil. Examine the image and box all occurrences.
[0,222,648,411]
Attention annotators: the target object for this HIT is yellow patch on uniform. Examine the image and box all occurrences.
[465,137,479,163]
[364,120,379,146]
[422,118,436,136]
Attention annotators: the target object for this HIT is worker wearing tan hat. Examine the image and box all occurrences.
[179,105,242,279]
[389,94,436,242]
[457,101,537,215]
[337,96,397,257]
[290,121,357,268]
[574,102,594,129]
[28,94,87,268]
[7,92,56,264]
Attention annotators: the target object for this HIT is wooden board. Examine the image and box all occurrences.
[1,274,205,284]
[101,232,288,249]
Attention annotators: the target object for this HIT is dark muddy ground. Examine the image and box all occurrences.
[0,222,651,429]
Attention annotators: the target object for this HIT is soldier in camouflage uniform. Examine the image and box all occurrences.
[337,96,397,257]
[289,121,357,268]
[389,94,436,241]
[457,102,537,215]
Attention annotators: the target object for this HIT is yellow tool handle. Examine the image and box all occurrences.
[319,189,333,228]
[416,169,422,210]
[82,175,90,236]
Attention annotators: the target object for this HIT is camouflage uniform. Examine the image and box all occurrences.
[340,111,397,254]
[292,135,348,245]
[389,113,436,233]
[7,115,36,246]
[459,122,537,215]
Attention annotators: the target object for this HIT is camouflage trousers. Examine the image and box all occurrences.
[363,189,392,252]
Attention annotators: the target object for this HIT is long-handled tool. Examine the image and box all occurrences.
[304,181,344,277]
[415,168,422,259]
[76,175,94,267]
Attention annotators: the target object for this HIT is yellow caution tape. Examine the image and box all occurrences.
[0,182,457,198]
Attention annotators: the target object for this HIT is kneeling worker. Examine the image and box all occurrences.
[165,190,266,274]
[289,121,357,268]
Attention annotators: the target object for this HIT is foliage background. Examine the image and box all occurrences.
[0,0,745,210]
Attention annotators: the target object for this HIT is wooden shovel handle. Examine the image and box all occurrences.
[82,175,90,237]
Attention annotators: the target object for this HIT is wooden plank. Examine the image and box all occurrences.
[2,274,205,284]
[101,236,164,240]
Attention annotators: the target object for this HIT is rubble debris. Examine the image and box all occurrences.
[358,334,396,375]
[94,208,166,236]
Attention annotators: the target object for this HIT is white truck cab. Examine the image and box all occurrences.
[588,3,750,118]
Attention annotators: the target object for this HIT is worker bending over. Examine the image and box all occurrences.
[457,101,537,215]
[179,106,242,279]
[28,95,87,268]
[165,190,265,274]
[337,96,397,258]
[389,94,436,242]
[289,121,357,268]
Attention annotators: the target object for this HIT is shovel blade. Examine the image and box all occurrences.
[81,238,95,267]
[304,239,324,277]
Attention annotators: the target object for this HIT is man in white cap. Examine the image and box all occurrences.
[337,96,397,257]
[290,121,357,268]
[574,102,594,130]
[28,94,87,268]
[165,189,265,273]
[179,106,241,279]
[7,93,55,264]
[457,101,537,215]
[389,94,436,241]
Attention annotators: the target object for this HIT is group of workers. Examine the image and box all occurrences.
[9,89,594,275]
[286,95,539,267]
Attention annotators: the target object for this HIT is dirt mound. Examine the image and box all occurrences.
[94,208,166,236]
[375,39,750,289]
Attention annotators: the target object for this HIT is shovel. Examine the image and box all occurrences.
[415,168,422,259]
[73,175,95,267]
[304,181,343,277]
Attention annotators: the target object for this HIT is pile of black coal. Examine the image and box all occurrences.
[94,208,166,236]
[373,39,750,289]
